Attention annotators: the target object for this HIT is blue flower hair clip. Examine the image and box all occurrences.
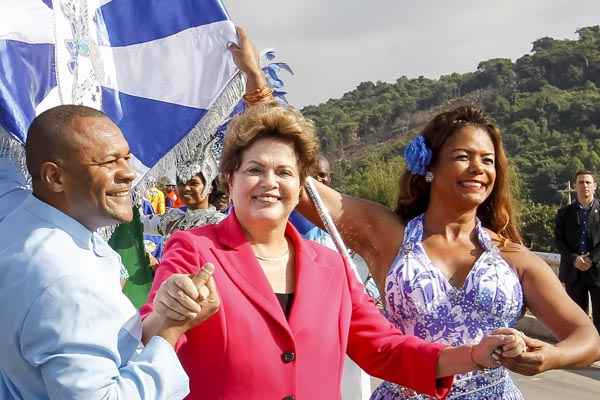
[404,135,432,176]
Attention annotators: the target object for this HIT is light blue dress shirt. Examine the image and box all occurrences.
[0,158,28,223]
[0,158,189,398]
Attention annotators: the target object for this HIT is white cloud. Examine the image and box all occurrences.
[225,1,600,107]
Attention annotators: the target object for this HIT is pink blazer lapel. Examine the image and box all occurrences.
[212,213,291,335]
[213,212,338,338]
[284,223,337,334]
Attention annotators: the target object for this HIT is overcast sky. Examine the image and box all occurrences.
[225,1,600,108]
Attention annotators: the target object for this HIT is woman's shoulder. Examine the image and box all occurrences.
[484,229,525,253]
[485,228,548,276]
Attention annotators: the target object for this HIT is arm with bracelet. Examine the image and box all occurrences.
[228,27,274,106]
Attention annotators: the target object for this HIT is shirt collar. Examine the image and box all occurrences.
[22,193,112,256]
[576,198,596,210]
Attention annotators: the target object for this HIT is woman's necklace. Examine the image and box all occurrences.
[255,250,290,262]
[254,244,293,293]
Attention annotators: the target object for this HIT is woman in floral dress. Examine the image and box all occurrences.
[298,105,600,399]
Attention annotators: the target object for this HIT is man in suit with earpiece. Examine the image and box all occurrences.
[555,170,600,334]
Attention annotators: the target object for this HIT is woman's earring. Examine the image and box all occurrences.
[425,171,434,183]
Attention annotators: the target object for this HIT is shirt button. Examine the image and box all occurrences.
[282,396,295,400]
[281,351,295,363]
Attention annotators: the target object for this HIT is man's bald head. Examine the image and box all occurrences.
[24,104,135,231]
[25,105,108,180]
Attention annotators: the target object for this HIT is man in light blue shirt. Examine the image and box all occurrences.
[0,105,217,399]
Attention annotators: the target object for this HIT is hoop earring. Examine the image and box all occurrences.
[425,171,434,183]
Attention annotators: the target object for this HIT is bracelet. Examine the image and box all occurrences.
[244,86,267,96]
[243,86,272,103]
[469,345,488,370]
[243,86,273,104]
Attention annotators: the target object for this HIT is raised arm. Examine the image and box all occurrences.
[228,27,271,105]
[297,179,404,291]
[500,248,600,374]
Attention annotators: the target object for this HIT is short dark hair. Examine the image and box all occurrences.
[575,170,595,181]
[25,105,107,179]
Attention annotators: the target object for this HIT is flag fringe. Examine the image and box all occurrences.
[129,71,245,198]
[108,71,246,239]
[0,72,245,241]
[0,128,30,188]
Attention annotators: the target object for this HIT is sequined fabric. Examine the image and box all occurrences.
[371,215,525,400]
[159,206,226,237]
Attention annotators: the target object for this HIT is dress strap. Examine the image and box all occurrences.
[402,214,425,250]
[405,215,496,253]
[474,218,496,252]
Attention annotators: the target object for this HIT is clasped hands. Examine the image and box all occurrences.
[153,263,221,334]
[489,327,558,376]
[470,328,527,370]
[575,254,592,272]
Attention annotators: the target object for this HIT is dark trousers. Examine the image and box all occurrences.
[565,279,600,334]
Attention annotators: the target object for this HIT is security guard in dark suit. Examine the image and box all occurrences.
[555,170,600,333]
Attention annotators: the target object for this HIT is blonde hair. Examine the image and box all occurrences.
[220,102,319,182]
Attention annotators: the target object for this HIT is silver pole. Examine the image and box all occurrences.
[304,177,352,262]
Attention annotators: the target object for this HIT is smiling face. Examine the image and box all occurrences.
[228,137,301,230]
[177,174,207,209]
[430,126,496,210]
[60,116,135,231]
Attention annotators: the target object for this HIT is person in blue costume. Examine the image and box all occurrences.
[298,105,600,399]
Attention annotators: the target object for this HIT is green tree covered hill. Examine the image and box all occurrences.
[302,26,600,251]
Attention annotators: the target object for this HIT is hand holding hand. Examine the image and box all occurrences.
[154,273,203,321]
[574,255,584,270]
[154,263,219,323]
[491,328,527,358]
[582,255,593,271]
[495,334,558,375]
[470,334,512,369]
[575,255,592,271]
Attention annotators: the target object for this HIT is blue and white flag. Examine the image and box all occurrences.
[172,49,294,194]
[0,0,243,187]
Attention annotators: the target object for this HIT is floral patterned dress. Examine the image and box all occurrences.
[371,215,525,400]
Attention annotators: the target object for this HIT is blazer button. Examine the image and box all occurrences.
[281,351,296,363]
[282,396,295,400]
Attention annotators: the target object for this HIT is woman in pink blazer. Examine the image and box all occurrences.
[140,101,513,399]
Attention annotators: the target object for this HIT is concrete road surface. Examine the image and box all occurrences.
[370,368,600,399]
[510,368,600,400]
